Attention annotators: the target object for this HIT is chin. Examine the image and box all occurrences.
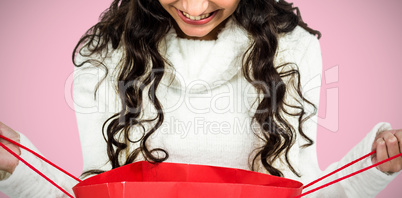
[184,32,209,38]
[180,28,213,39]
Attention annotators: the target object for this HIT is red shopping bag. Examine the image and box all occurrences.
[72,161,303,198]
[0,135,401,198]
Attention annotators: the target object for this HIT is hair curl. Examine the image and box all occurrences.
[73,0,321,178]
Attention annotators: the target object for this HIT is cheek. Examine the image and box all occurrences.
[158,1,175,17]
[215,0,241,11]
[158,0,171,4]
[158,0,174,11]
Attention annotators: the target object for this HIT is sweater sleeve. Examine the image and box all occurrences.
[0,50,120,197]
[296,34,399,197]
[0,133,78,198]
[72,52,119,173]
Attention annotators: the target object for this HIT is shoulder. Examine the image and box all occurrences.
[276,26,321,65]
[72,43,123,104]
[275,26,323,114]
[274,26,322,85]
[278,25,319,51]
[74,40,124,75]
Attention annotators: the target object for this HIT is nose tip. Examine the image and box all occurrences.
[182,0,209,16]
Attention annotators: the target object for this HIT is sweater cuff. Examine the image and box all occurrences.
[362,121,399,180]
[0,132,43,196]
[362,156,399,180]
[359,122,399,194]
[0,132,78,198]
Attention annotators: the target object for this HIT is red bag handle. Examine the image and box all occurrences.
[295,150,402,198]
[0,135,81,198]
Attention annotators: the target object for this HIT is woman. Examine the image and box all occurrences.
[0,0,401,197]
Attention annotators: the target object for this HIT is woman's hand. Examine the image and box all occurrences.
[0,121,21,174]
[371,129,402,174]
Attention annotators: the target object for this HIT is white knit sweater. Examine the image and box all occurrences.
[0,18,398,198]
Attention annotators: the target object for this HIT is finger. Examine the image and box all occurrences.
[375,137,391,172]
[384,132,399,157]
[0,121,7,133]
[372,130,391,151]
[0,122,19,141]
[372,136,378,152]
[0,123,3,136]
[394,131,402,172]
[0,135,6,144]
[0,122,14,134]
[0,133,10,144]
[383,132,401,172]
[372,134,384,151]
[396,131,402,154]
[388,129,402,135]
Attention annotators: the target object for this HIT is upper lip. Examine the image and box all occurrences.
[176,8,216,17]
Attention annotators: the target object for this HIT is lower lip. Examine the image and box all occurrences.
[176,9,217,25]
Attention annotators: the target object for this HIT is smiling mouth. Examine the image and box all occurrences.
[180,10,216,21]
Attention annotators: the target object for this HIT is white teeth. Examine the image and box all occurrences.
[182,11,212,21]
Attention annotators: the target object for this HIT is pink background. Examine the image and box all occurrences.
[0,0,401,197]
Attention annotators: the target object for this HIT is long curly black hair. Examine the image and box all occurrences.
[73,0,321,178]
